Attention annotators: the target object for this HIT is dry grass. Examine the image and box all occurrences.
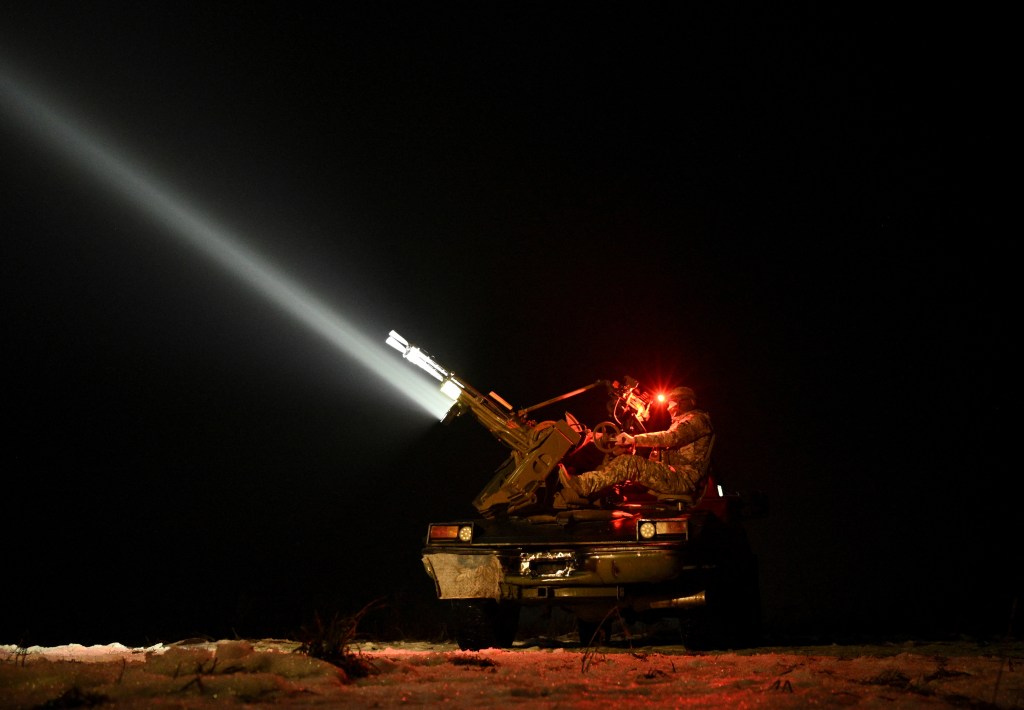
[295,599,383,680]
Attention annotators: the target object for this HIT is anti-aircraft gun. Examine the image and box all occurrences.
[386,331,658,518]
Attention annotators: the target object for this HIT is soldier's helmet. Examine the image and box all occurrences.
[667,386,697,405]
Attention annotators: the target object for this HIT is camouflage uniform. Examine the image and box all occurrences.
[574,409,714,497]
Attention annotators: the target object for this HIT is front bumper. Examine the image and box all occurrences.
[422,544,695,603]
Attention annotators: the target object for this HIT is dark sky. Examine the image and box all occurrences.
[1,3,1011,646]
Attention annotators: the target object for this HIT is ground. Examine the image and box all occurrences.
[2,636,1022,709]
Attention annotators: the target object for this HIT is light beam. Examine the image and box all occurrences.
[0,64,452,420]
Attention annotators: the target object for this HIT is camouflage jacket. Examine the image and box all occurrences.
[632,409,714,474]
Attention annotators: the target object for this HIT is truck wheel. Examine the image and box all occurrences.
[684,553,762,650]
[450,600,521,651]
[577,618,609,646]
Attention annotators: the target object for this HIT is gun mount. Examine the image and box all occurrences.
[386,330,659,517]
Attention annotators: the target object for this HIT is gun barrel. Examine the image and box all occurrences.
[452,382,534,453]
[517,380,605,417]
[387,329,534,453]
[387,330,449,381]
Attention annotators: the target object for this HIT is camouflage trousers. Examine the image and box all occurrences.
[575,454,701,497]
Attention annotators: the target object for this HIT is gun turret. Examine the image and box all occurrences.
[386,331,661,517]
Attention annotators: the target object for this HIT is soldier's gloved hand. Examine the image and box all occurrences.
[615,432,635,448]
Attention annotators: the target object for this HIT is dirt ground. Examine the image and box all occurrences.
[3,636,1023,709]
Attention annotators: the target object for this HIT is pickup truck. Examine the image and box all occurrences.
[387,331,767,650]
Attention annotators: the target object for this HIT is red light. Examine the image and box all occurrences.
[656,393,666,403]
[429,525,461,540]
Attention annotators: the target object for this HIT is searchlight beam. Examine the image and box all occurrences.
[0,64,451,420]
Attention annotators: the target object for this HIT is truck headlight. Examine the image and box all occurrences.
[638,519,688,540]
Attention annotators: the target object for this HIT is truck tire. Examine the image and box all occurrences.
[577,618,610,646]
[683,552,762,650]
[450,600,521,651]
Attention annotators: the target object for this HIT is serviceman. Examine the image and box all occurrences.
[558,386,713,503]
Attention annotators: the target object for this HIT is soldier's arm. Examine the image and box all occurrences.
[634,413,711,449]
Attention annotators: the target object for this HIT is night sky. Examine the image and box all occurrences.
[1,4,1012,647]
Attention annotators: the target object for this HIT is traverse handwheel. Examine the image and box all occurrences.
[592,421,621,453]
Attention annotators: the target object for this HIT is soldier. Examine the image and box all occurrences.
[558,386,713,503]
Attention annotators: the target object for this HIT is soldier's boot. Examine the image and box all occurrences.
[558,465,588,505]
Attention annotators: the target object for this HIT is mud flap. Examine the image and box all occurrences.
[422,553,504,600]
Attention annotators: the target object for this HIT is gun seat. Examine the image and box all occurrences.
[652,492,695,510]
[640,433,717,511]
